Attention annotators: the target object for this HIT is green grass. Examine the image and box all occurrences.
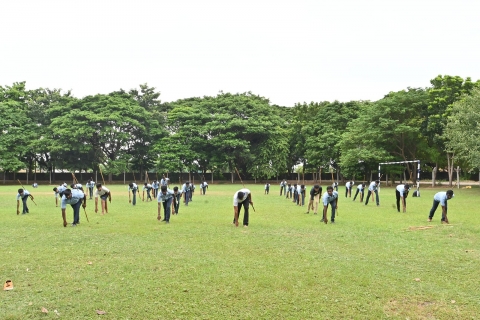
[1,183,480,319]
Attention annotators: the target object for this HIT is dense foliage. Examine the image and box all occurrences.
[1,76,479,185]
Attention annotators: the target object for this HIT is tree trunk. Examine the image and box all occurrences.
[447,153,454,187]
[456,166,460,189]
[432,166,437,187]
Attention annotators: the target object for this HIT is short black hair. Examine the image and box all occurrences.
[161,185,167,192]
[129,183,133,188]
[96,183,102,188]
[18,188,24,193]
[237,191,244,199]
[327,186,334,191]
[173,186,178,191]
[446,190,454,196]
[314,184,320,189]
[53,187,58,192]
[63,189,72,197]
[404,184,410,189]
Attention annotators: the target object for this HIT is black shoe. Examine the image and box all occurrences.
[161,219,166,222]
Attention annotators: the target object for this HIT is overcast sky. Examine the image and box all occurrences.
[1,0,479,106]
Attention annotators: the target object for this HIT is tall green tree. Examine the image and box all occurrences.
[424,75,477,186]
[340,89,428,182]
[445,87,480,172]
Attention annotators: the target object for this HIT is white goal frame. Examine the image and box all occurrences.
[378,160,421,194]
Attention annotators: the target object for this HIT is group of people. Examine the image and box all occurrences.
[15,174,455,228]
[127,179,210,224]
[277,180,339,224]
[50,179,112,226]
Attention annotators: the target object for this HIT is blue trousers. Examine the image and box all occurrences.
[21,195,29,214]
[429,200,447,221]
[162,197,173,222]
[71,200,82,224]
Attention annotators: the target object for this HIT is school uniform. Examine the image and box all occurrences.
[233,188,251,226]
[129,183,139,205]
[364,182,379,206]
[86,181,95,199]
[353,183,365,202]
[322,190,339,222]
[143,184,153,200]
[61,189,85,225]
[429,192,453,222]
[173,189,182,214]
[200,182,208,195]
[16,190,30,214]
[395,184,410,212]
[345,181,354,197]
[152,181,159,198]
[181,183,191,206]
[264,183,270,194]
[157,188,175,223]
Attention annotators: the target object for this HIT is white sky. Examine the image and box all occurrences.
[1,0,479,106]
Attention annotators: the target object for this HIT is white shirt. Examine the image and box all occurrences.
[16,190,30,200]
[396,184,409,197]
[233,188,250,206]
[368,181,378,191]
[322,191,339,205]
[61,189,85,209]
[94,186,110,197]
[346,181,354,188]
[434,192,453,206]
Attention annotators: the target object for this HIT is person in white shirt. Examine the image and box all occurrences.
[128,182,139,205]
[364,180,380,206]
[395,184,410,212]
[200,181,209,195]
[94,183,111,215]
[345,180,354,198]
[16,189,33,215]
[428,190,454,224]
[321,186,339,224]
[61,188,86,227]
[264,182,270,195]
[233,188,253,227]
[353,183,365,202]
[143,183,153,202]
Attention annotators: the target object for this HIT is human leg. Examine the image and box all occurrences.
[396,190,401,212]
[429,200,440,220]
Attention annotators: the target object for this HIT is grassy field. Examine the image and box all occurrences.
[1,183,479,319]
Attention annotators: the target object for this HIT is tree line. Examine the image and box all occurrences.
[1,75,479,186]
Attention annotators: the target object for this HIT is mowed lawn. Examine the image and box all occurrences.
[1,183,479,319]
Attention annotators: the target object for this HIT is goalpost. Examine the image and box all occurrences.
[378,160,421,196]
